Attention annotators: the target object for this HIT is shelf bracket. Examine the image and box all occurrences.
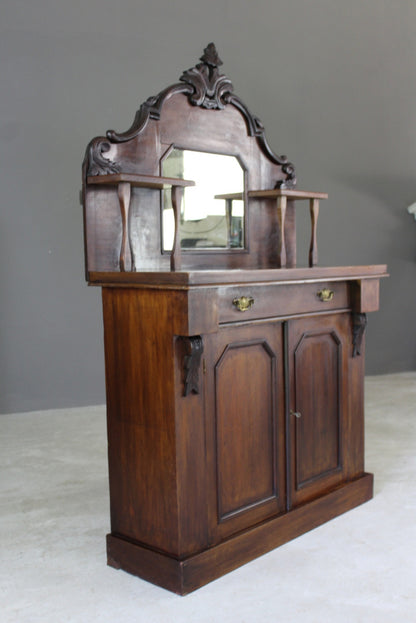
[183,336,204,396]
[352,312,367,357]
[309,198,319,267]
[117,182,133,272]
[171,185,185,272]
[276,195,287,268]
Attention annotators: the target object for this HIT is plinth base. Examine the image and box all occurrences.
[107,473,373,595]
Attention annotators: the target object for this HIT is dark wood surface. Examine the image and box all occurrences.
[86,173,195,188]
[88,264,388,287]
[249,189,328,200]
[82,43,386,594]
[107,473,373,595]
[216,280,350,322]
[204,322,286,542]
[82,44,300,276]
[288,314,352,507]
[101,281,378,591]
[215,189,328,200]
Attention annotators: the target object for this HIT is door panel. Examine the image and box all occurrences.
[288,314,350,507]
[205,322,286,542]
[215,340,276,520]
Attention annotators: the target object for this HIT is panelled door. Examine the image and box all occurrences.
[204,321,286,543]
[287,313,350,507]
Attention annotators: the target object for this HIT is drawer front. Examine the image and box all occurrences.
[218,281,350,322]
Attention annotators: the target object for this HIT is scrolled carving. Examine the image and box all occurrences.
[85,43,296,187]
[180,42,234,110]
[225,94,297,188]
[183,336,204,397]
[106,84,192,143]
[352,313,367,357]
[277,162,297,189]
[87,137,121,176]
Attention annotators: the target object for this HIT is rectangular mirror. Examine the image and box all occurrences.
[162,148,245,251]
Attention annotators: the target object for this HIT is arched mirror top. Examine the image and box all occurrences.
[85,43,296,184]
[83,43,329,279]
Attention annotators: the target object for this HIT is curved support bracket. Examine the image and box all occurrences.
[183,336,204,396]
[352,313,367,357]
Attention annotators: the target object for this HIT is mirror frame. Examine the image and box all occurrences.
[160,144,249,255]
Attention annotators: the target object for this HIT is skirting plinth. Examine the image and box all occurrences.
[107,473,373,595]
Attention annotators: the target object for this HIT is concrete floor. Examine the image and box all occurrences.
[1,372,415,622]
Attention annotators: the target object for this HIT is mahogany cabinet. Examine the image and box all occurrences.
[82,44,387,594]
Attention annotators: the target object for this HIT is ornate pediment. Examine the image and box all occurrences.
[85,43,296,187]
[179,43,233,110]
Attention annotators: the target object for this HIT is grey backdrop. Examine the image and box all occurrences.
[1,0,415,414]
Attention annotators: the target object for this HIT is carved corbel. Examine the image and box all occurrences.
[182,336,204,396]
[86,137,121,176]
[352,313,367,357]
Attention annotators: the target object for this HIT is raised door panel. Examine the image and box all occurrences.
[288,313,350,507]
[205,323,286,543]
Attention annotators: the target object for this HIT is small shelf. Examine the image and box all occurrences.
[249,189,328,200]
[214,189,328,201]
[87,174,194,273]
[87,173,195,189]
[248,189,327,268]
[195,189,327,268]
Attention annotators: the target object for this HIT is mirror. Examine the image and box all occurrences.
[162,148,245,251]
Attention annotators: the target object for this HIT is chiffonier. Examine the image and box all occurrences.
[82,43,387,594]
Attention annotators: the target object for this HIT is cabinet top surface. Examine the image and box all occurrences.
[89,265,388,288]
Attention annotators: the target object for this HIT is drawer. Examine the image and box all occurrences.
[217,281,350,322]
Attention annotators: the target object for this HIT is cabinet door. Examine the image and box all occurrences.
[204,322,286,543]
[288,313,351,507]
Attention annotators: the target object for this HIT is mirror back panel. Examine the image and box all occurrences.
[83,44,296,275]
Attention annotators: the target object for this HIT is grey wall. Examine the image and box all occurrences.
[1,0,415,414]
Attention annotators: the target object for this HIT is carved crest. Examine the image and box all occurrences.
[85,43,296,186]
[180,43,233,110]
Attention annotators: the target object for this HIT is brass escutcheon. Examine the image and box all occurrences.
[317,288,334,302]
[233,296,255,312]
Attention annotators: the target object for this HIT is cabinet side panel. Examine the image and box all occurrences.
[102,288,180,554]
[174,336,209,556]
[345,333,366,478]
[84,187,122,273]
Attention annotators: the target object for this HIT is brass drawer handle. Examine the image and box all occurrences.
[317,288,334,302]
[233,296,254,312]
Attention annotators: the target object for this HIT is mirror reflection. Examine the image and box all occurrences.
[162,148,245,250]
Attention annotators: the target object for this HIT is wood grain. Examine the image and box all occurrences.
[107,474,373,594]
[117,182,131,271]
[87,173,195,188]
[81,44,386,594]
[276,196,287,267]
[170,185,184,271]
[249,189,328,200]
[88,265,388,287]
